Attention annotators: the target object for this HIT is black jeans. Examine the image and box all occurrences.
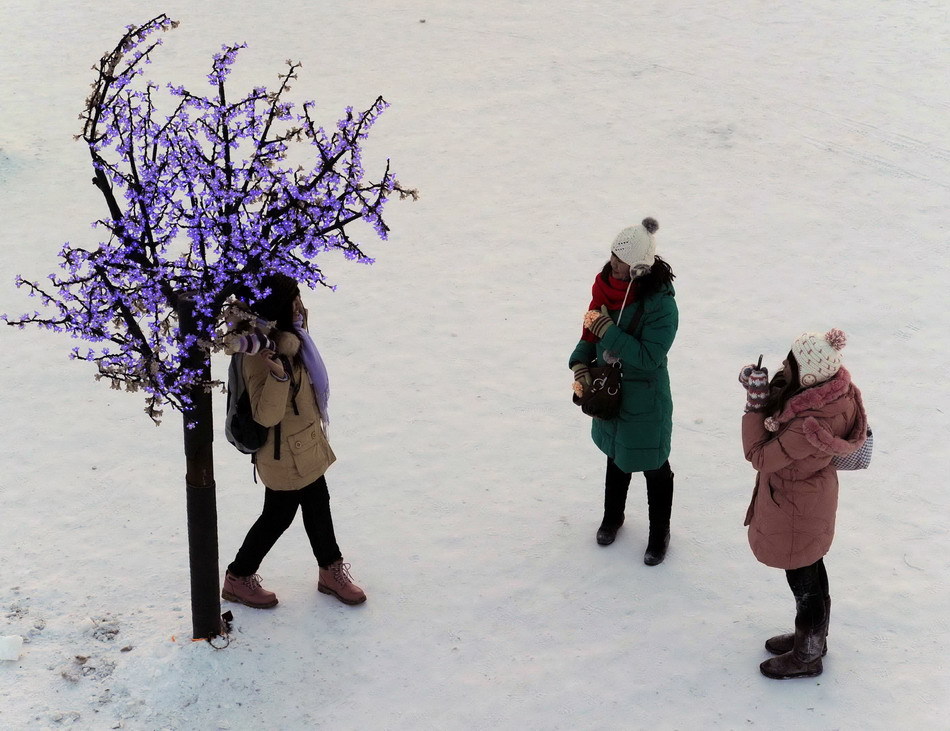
[785,558,830,627]
[229,476,342,576]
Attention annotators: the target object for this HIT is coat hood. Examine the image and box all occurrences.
[765,367,868,456]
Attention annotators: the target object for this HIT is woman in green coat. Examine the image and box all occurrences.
[569,218,679,565]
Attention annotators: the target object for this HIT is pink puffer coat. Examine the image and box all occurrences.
[742,367,868,569]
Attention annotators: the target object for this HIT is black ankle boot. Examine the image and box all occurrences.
[643,527,670,565]
[597,519,623,546]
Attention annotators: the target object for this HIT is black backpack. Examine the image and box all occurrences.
[225,353,270,455]
[225,353,300,460]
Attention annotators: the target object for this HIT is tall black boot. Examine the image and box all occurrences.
[765,596,831,656]
[760,612,826,679]
[598,459,630,546]
[761,568,827,679]
[643,461,673,565]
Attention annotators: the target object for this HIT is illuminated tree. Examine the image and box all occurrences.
[3,15,412,639]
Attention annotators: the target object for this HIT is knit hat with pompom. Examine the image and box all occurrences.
[791,328,847,387]
[611,217,659,272]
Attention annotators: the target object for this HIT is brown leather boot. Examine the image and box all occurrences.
[222,572,278,609]
[318,560,366,605]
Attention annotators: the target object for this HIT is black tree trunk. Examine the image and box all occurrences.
[178,295,222,640]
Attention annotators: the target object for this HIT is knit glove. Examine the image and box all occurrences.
[584,305,612,340]
[744,366,770,412]
[571,363,591,396]
[571,362,592,386]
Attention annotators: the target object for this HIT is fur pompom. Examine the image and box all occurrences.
[275,330,301,357]
[825,328,847,351]
[642,217,659,234]
[764,416,780,432]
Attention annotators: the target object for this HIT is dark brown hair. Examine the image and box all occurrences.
[762,352,804,417]
[243,273,300,332]
[599,255,676,299]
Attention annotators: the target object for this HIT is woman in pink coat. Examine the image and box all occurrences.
[739,329,868,679]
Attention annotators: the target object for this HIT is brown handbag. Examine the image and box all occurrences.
[572,301,644,420]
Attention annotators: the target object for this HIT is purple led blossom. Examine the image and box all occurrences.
[3,15,415,423]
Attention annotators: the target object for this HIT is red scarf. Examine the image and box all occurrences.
[581,273,637,342]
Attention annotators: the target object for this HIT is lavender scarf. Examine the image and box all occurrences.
[293,316,330,429]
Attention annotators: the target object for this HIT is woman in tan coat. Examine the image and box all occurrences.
[739,329,867,679]
[222,273,366,609]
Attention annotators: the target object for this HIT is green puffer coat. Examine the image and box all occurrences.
[569,285,678,473]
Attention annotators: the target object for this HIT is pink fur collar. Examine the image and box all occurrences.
[764,367,852,432]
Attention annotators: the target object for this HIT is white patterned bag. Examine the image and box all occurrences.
[832,427,873,470]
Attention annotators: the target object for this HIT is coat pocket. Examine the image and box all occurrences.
[622,378,656,417]
[286,422,326,477]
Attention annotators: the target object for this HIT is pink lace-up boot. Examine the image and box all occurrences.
[318,560,366,605]
[222,571,279,609]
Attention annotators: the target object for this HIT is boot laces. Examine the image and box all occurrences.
[330,561,354,586]
[242,573,264,592]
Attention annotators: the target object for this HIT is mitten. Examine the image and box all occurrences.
[744,367,770,412]
[738,364,756,389]
[584,305,612,340]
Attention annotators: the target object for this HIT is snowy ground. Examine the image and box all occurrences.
[1,1,948,729]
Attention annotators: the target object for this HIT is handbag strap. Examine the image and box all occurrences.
[623,300,645,336]
[595,299,644,369]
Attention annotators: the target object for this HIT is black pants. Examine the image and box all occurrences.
[785,558,830,627]
[228,476,342,576]
[603,457,674,526]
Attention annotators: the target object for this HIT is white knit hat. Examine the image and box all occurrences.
[611,217,658,271]
[791,329,847,386]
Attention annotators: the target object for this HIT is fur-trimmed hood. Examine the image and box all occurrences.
[765,367,868,456]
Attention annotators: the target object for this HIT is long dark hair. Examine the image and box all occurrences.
[762,352,804,417]
[599,255,676,299]
[240,273,300,332]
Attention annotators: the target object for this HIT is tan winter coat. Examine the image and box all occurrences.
[742,367,867,570]
[243,331,335,490]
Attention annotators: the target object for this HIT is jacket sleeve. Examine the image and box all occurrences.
[742,412,819,472]
[597,294,678,371]
[569,339,596,368]
[243,354,291,428]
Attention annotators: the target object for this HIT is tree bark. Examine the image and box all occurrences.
[178,294,222,640]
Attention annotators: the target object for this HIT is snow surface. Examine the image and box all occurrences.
[2,1,948,729]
